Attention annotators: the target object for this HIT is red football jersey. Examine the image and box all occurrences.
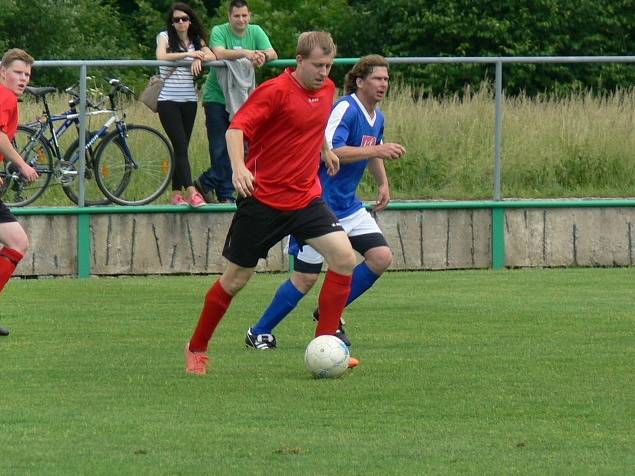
[229,68,335,210]
[0,84,19,162]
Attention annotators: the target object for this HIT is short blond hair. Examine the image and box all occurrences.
[1,48,34,68]
[296,31,336,58]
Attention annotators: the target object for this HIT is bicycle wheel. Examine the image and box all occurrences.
[61,131,111,206]
[0,126,54,207]
[95,125,174,206]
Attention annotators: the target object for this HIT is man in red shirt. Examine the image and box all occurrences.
[185,31,358,375]
[0,48,39,337]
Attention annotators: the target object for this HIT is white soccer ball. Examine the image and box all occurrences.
[304,335,350,379]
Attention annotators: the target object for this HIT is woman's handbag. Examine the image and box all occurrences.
[138,68,176,112]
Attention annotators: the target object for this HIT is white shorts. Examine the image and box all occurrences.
[292,207,383,265]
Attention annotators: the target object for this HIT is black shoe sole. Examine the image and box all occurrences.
[0,327,10,336]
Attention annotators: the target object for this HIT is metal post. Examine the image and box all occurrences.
[77,214,91,278]
[491,207,505,269]
[77,64,91,277]
[78,65,87,207]
[493,61,503,201]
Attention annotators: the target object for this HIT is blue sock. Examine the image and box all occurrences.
[251,279,305,335]
[346,262,379,306]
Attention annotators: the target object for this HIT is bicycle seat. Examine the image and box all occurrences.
[26,86,57,97]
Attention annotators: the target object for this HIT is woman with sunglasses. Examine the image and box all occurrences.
[156,3,214,207]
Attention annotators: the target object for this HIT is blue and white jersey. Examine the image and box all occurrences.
[321,93,385,219]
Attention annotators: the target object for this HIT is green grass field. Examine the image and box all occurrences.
[1,269,633,474]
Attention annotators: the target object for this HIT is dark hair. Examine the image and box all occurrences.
[165,2,208,52]
[343,55,389,95]
[229,0,249,12]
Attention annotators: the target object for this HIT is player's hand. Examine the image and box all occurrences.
[19,164,39,183]
[373,184,390,212]
[322,148,340,176]
[375,143,406,160]
[232,166,255,198]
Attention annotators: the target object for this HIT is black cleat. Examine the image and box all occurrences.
[245,328,277,349]
[0,326,9,336]
[312,309,351,347]
[335,326,351,347]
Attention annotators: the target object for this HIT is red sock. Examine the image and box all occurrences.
[0,247,24,293]
[316,270,352,337]
[189,280,233,352]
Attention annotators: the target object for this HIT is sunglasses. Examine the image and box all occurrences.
[172,16,190,24]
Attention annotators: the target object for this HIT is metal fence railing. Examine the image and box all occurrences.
[22,56,635,276]
[33,56,635,204]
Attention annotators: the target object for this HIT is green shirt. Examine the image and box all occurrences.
[202,23,273,105]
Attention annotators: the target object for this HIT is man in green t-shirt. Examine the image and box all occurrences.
[193,0,277,203]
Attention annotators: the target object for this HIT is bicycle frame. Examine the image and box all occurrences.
[25,109,120,159]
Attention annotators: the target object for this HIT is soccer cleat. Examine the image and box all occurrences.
[312,309,351,347]
[335,327,351,347]
[184,342,208,375]
[347,357,360,368]
[245,328,277,350]
[0,326,9,336]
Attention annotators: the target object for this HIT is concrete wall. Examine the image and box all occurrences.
[13,206,635,277]
[505,207,635,267]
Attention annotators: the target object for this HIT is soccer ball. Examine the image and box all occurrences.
[304,335,350,379]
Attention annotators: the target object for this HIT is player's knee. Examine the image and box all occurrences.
[291,272,318,293]
[219,270,251,295]
[4,233,29,255]
[327,247,356,274]
[13,239,29,256]
[367,247,392,274]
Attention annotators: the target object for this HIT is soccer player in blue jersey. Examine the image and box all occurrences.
[245,55,406,350]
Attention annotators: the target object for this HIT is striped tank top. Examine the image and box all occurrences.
[156,31,198,103]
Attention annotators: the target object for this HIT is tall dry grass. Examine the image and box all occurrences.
[14,85,635,206]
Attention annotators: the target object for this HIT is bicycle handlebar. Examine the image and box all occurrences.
[64,78,134,109]
[107,78,135,96]
[65,86,101,109]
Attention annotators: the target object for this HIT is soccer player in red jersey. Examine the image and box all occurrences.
[185,31,359,374]
[0,49,39,337]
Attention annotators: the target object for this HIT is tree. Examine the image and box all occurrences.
[0,0,141,88]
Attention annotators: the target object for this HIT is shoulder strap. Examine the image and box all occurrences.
[161,67,177,81]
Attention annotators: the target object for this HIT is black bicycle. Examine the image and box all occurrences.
[1,79,175,206]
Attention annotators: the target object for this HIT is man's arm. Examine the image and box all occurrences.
[212,46,258,61]
[321,139,339,176]
[367,157,390,212]
[333,142,406,164]
[213,46,276,68]
[226,128,254,197]
[262,48,278,63]
[0,131,38,182]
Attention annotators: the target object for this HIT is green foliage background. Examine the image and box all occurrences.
[0,0,633,93]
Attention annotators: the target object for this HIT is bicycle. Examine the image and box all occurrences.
[1,84,106,206]
[1,79,175,206]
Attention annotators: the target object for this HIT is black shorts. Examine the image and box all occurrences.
[223,197,344,268]
[0,201,17,224]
